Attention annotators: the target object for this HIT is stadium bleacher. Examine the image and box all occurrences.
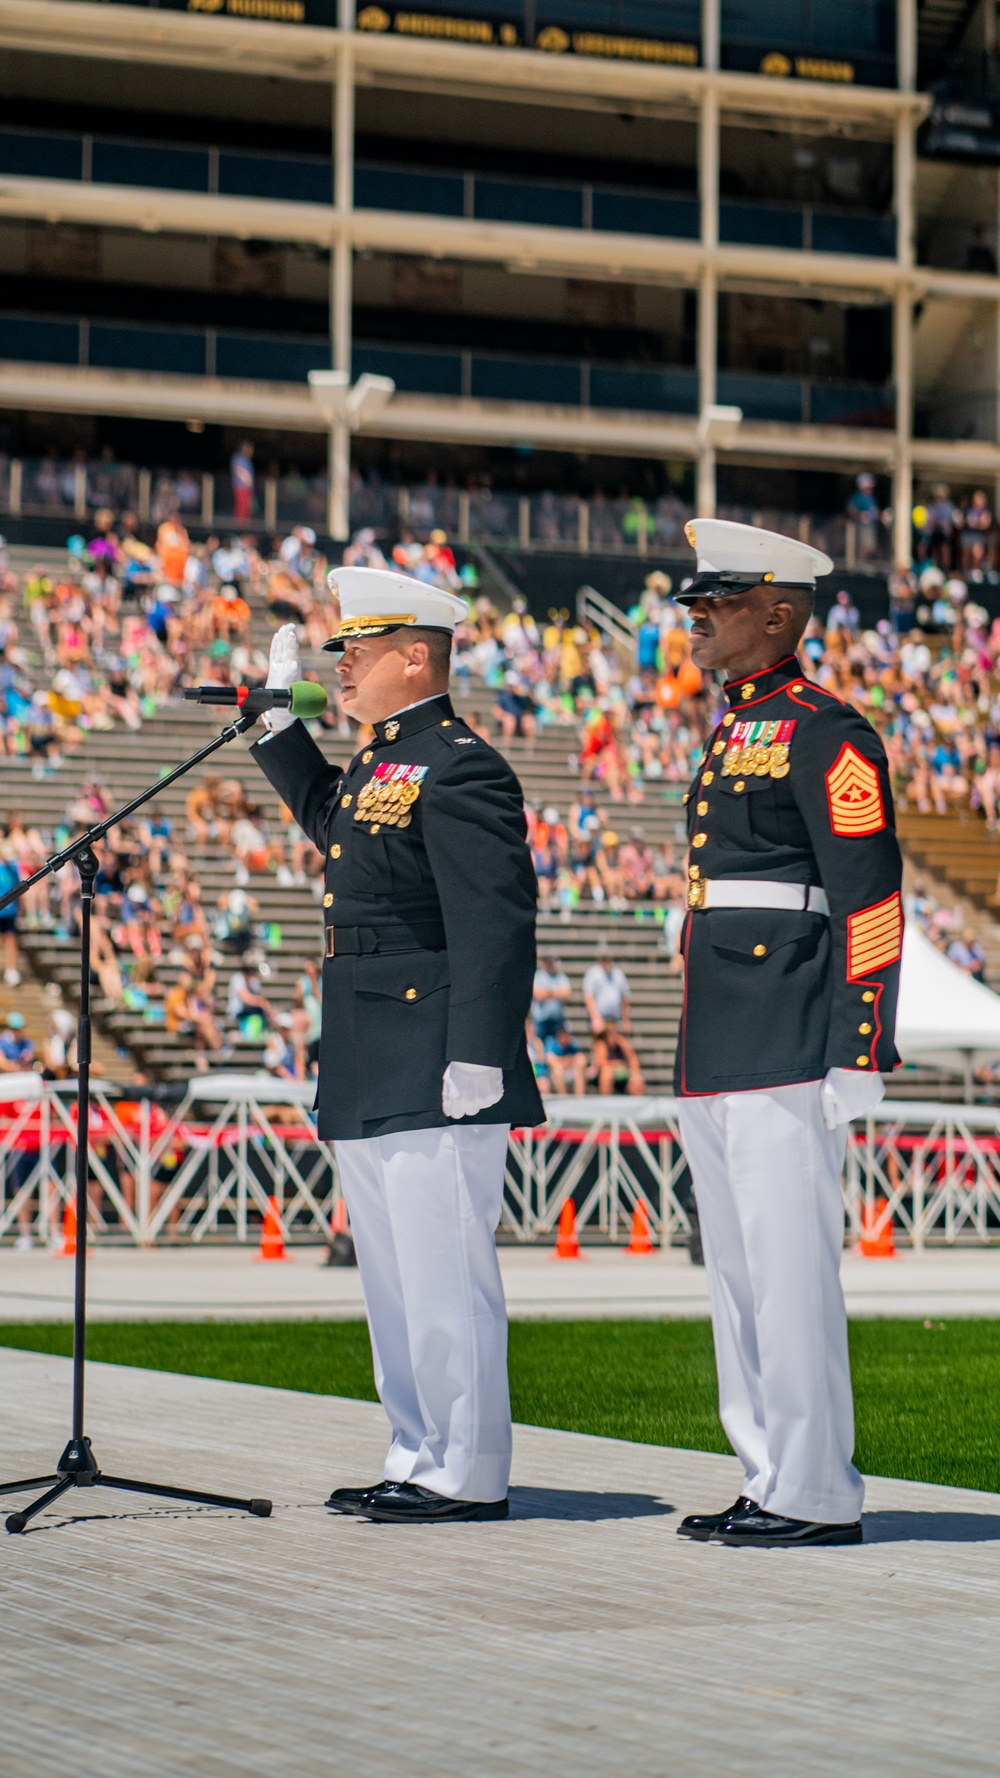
[0,576,686,1086]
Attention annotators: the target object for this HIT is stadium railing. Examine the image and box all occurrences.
[1,1075,998,1250]
[0,455,891,566]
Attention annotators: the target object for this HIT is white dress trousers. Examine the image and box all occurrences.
[334,1122,512,1504]
[678,1080,864,1525]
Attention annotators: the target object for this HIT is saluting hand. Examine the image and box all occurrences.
[263,623,302,734]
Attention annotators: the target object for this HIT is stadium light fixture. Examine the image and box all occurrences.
[308,371,396,543]
[308,370,396,429]
[696,404,743,449]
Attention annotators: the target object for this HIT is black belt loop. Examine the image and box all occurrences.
[324,922,444,960]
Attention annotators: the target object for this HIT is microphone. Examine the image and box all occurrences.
[183,681,328,719]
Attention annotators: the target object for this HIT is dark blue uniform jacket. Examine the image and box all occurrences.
[252,692,545,1141]
[675,655,903,1096]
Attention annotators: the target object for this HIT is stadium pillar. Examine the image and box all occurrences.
[330,32,355,542]
[696,270,718,517]
[700,0,719,73]
[697,37,719,520]
[896,0,916,94]
[989,179,996,487]
[891,29,916,575]
[892,286,913,571]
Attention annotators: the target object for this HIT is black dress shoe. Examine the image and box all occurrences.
[326,1482,388,1515]
[714,1506,863,1548]
[357,1481,509,1523]
[677,1496,757,1540]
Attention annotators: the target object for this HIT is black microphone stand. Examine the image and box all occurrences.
[0,708,274,1533]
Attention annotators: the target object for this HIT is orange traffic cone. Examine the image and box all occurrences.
[628,1199,654,1254]
[330,1198,348,1238]
[554,1199,581,1259]
[58,1199,76,1258]
[858,1197,895,1258]
[257,1195,288,1262]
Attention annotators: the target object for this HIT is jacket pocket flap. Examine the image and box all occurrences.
[355,950,450,1002]
[715,771,774,795]
[707,908,822,960]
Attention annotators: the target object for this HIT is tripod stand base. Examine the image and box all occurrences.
[0,1437,272,1533]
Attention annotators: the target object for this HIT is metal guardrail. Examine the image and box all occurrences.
[577,584,638,668]
[0,125,895,261]
[0,457,883,568]
[0,309,894,428]
[1,1080,1000,1250]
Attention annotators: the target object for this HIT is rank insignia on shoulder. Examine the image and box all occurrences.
[355,761,427,828]
[720,718,796,779]
[825,743,885,836]
[455,736,476,744]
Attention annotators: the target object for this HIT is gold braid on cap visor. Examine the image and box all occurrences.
[323,612,418,650]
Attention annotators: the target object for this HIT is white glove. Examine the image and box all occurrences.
[262,623,301,734]
[820,1066,884,1131]
[442,1062,504,1119]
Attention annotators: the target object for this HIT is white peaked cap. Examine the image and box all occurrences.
[323,565,468,651]
[676,518,834,604]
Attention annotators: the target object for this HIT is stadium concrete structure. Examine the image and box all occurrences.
[0,0,999,566]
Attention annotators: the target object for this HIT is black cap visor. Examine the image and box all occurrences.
[323,622,454,653]
[673,570,814,608]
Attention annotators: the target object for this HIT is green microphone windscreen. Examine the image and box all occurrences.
[287,681,329,719]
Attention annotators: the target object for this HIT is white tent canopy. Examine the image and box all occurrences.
[896,921,1000,1079]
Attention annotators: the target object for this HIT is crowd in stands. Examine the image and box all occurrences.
[4,491,1000,1088]
[529,944,646,1099]
[469,562,1000,904]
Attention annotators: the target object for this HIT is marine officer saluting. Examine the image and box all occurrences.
[252,566,543,1523]
[672,520,902,1549]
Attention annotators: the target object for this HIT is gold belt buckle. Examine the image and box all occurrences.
[687,877,707,911]
[325,927,335,958]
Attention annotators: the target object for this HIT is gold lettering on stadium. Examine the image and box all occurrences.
[187,0,306,16]
[795,54,854,81]
[571,31,697,63]
[760,48,854,81]
[393,11,496,39]
[536,24,696,61]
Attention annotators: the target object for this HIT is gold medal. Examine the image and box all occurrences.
[770,762,790,778]
[399,784,420,806]
[754,748,772,777]
[397,813,412,829]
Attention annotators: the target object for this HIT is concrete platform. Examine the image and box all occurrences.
[5,1242,1000,1321]
[2,1348,1000,1776]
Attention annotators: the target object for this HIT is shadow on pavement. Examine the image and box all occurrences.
[509,1487,673,1522]
[863,1511,1000,1544]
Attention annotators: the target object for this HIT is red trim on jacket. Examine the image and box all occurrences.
[722,654,800,691]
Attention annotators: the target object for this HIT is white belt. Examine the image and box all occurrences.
[688,878,830,915]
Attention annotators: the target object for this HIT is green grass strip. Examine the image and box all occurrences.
[1,1317,998,1493]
